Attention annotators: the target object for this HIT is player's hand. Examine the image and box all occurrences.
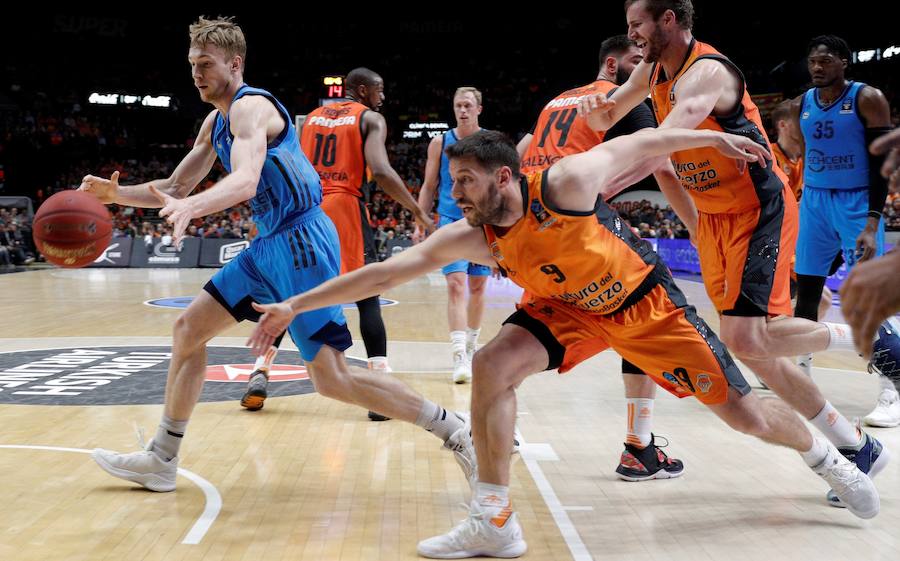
[414,210,435,235]
[492,267,503,280]
[855,225,878,263]
[715,133,771,170]
[150,185,191,246]
[871,128,900,193]
[78,171,120,204]
[411,225,426,244]
[840,250,900,358]
[246,301,295,356]
[576,93,616,131]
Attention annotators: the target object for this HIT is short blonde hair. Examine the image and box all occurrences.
[189,16,246,62]
[454,87,482,106]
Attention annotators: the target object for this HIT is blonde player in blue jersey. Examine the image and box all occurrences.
[415,87,492,383]
[79,16,476,493]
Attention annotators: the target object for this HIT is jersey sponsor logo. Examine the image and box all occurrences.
[801,111,811,120]
[556,271,627,312]
[673,160,720,193]
[307,115,357,128]
[317,170,350,182]
[0,346,367,405]
[544,95,588,110]
[807,149,856,173]
[840,98,853,114]
[529,199,557,230]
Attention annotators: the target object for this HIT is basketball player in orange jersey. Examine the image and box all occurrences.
[301,67,435,420]
[770,100,833,322]
[579,0,891,506]
[517,35,692,481]
[249,130,880,558]
[415,87,492,384]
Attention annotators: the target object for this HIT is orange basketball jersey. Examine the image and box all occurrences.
[649,41,788,214]
[301,101,368,197]
[520,80,615,175]
[772,142,804,201]
[483,171,658,315]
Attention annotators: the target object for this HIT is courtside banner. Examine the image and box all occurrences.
[654,238,701,274]
[199,238,250,267]
[130,237,201,268]
[88,238,134,268]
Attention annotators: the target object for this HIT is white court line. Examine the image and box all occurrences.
[514,431,593,561]
[0,444,221,545]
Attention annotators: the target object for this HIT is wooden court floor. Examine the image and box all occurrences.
[0,268,897,561]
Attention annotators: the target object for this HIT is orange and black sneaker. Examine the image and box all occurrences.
[615,434,684,482]
[240,369,269,411]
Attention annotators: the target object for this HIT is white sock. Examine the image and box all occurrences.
[450,330,466,356]
[625,398,654,448]
[415,399,464,442]
[799,435,828,467]
[475,481,509,509]
[466,327,481,349]
[823,322,856,352]
[152,415,187,461]
[253,345,278,372]
[367,356,391,372]
[810,401,860,448]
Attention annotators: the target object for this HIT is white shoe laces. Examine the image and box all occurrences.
[445,503,487,546]
[828,461,863,495]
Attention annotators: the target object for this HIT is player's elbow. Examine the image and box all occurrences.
[369,167,393,183]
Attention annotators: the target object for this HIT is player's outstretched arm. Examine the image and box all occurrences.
[79,110,218,206]
[551,127,770,208]
[246,221,491,354]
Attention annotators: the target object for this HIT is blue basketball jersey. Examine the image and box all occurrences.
[212,84,323,237]
[799,81,869,190]
[437,128,483,219]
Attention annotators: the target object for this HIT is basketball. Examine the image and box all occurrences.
[32,190,113,268]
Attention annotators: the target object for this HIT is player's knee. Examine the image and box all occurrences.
[310,369,350,400]
[172,313,207,351]
[726,408,771,438]
[720,329,767,359]
[468,279,487,297]
[446,277,466,300]
[471,347,517,389]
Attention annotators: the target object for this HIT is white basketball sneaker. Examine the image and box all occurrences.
[812,439,879,519]
[92,438,178,493]
[417,500,527,559]
[863,385,900,428]
[444,419,477,490]
[452,350,472,384]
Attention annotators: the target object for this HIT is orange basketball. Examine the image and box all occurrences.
[32,190,113,268]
